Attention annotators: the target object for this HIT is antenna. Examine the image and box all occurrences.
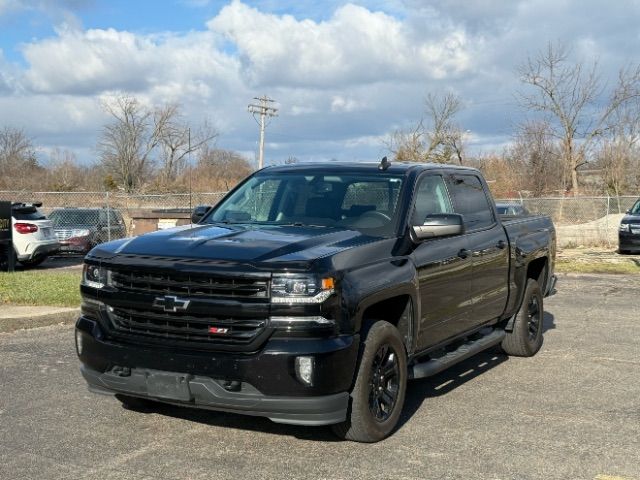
[378,156,391,171]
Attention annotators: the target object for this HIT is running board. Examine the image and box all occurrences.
[409,329,506,380]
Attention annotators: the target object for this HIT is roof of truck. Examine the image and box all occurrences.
[261,161,478,175]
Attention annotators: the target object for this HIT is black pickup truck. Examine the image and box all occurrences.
[76,161,556,442]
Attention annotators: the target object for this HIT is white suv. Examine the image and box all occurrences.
[12,203,60,267]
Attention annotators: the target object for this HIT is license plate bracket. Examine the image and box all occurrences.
[145,371,192,401]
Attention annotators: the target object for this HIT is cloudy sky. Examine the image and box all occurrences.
[0,0,638,166]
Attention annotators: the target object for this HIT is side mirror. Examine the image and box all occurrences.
[191,205,211,224]
[410,213,464,242]
[626,209,632,214]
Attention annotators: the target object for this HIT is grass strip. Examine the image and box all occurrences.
[555,259,640,275]
[0,270,82,307]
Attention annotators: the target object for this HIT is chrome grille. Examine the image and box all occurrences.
[55,229,73,240]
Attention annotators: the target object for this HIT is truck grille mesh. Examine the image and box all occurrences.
[110,270,269,299]
[108,307,267,346]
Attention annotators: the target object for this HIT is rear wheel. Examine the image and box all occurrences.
[501,279,544,357]
[18,254,47,268]
[332,321,407,443]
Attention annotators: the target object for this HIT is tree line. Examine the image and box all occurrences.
[388,42,640,197]
[0,94,252,193]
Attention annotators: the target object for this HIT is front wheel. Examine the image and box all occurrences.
[332,321,407,443]
[501,279,544,357]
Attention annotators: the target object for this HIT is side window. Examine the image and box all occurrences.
[448,174,495,230]
[412,175,453,225]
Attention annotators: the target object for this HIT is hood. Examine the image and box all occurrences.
[98,223,374,265]
[621,212,640,224]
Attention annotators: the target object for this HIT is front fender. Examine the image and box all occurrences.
[340,257,419,354]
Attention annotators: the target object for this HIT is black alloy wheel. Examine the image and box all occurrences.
[368,344,400,422]
[501,278,544,357]
[526,295,541,342]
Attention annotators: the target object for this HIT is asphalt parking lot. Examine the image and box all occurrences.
[0,274,638,480]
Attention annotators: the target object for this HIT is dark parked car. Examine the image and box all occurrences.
[495,202,530,216]
[76,162,556,442]
[49,208,126,254]
[619,198,640,254]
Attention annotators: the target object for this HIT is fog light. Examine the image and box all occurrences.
[75,330,83,356]
[295,356,314,386]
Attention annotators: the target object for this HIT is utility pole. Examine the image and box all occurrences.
[248,95,278,170]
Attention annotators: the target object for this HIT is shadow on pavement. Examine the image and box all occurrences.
[142,311,558,442]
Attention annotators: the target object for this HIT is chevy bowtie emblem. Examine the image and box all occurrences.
[153,295,190,313]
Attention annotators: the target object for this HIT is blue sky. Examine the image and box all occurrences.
[0,0,638,168]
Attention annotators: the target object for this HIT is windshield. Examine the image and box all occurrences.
[49,210,99,226]
[203,172,405,236]
[631,200,640,215]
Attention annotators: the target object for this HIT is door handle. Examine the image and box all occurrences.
[457,248,470,259]
[496,240,506,250]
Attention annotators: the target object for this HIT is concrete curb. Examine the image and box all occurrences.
[0,307,79,334]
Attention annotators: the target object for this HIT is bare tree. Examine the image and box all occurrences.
[0,127,38,171]
[517,42,640,194]
[156,107,218,185]
[98,95,166,192]
[387,120,426,163]
[44,148,103,191]
[191,147,252,191]
[424,93,466,164]
[471,153,523,198]
[508,121,564,196]
[387,93,466,164]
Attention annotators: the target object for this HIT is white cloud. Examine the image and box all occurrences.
[330,95,363,113]
[1,0,639,166]
[207,1,473,88]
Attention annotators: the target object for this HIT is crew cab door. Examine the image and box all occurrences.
[410,174,473,350]
[447,173,510,327]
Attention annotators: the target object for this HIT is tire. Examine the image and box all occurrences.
[618,249,629,255]
[18,255,47,268]
[501,279,544,357]
[115,394,157,412]
[332,321,407,443]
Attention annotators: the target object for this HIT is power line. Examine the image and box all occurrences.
[248,95,278,170]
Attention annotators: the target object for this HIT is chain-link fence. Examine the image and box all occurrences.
[1,191,637,249]
[496,196,638,248]
[0,191,227,250]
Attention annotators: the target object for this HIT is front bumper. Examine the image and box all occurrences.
[81,365,349,425]
[619,233,640,252]
[76,316,358,426]
[58,237,91,253]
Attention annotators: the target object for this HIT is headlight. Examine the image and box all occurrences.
[619,223,630,232]
[72,229,91,237]
[271,274,335,304]
[82,264,109,289]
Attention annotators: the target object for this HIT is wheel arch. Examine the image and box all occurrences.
[357,293,416,355]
